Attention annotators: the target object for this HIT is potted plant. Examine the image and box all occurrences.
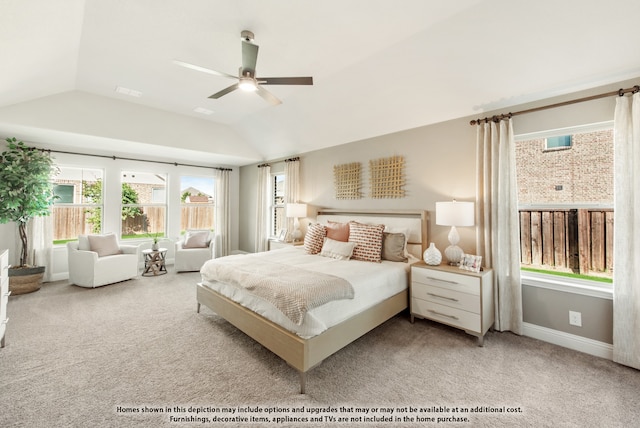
[147,232,161,251]
[0,138,58,294]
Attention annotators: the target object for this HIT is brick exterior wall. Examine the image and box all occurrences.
[515,129,613,205]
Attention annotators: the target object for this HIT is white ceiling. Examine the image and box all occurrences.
[1,0,640,166]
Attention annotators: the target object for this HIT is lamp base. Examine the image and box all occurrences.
[444,245,464,266]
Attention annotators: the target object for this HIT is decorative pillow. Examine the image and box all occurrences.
[87,234,122,257]
[183,230,210,248]
[320,237,356,261]
[304,223,326,254]
[382,232,408,263]
[77,235,90,251]
[384,226,410,256]
[326,221,350,242]
[348,221,385,263]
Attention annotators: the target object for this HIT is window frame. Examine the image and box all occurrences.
[179,174,216,234]
[271,172,286,238]
[515,121,614,292]
[120,171,167,239]
[51,166,104,244]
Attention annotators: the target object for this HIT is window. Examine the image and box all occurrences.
[545,135,572,150]
[515,124,613,284]
[271,173,285,236]
[52,167,104,243]
[121,171,166,239]
[180,175,215,233]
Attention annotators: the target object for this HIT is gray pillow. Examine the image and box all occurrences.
[381,232,408,262]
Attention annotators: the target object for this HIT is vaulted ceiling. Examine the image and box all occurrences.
[1,0,639,166]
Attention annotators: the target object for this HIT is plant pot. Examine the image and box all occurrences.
[8,266,45,295]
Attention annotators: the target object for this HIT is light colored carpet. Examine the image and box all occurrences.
[1,271,638,427]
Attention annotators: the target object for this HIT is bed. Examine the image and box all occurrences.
[196,209,427,393]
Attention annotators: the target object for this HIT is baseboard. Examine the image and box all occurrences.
[522,322,613,360]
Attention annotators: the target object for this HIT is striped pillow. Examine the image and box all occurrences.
[304,223,327,254]
[348,221,385,262]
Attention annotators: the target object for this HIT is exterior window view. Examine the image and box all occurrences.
[52,167,104,243]
[180,175,215,233]
[516,127,613,282]
[121,171,167,239]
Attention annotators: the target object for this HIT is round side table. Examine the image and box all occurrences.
[142,248,168,276]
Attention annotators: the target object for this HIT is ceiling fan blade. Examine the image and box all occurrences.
[208,83,239,99]
[241,41,259,76]
[173,60,237,80]
[256,85,282,105]
[258,76,313,85]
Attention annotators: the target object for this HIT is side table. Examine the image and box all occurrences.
[142,248,168,276]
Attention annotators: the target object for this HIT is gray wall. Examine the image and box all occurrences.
[238,77,640,345]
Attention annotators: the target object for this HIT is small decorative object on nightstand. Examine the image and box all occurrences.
[410,261,493,346]
[423,242,442,265]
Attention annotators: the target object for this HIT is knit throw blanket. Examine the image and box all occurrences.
[200,256,354,325]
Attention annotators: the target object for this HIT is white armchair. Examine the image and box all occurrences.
[175,230,215,272]
[67,234,140,288]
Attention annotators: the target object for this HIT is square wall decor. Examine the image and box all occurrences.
[369,155,405,198]
[333,162,362,199]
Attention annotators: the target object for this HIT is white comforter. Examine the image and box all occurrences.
[200,246,414,338]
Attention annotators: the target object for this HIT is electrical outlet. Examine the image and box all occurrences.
[569,311,582,327]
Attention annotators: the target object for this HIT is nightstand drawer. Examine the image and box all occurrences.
[412,266,480,296]
[411,298,480,332]
[412,283,479,313]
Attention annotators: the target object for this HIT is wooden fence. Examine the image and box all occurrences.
[53,205,213,240]
[519,208,613,276]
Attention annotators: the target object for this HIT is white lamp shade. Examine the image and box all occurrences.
[286,203,307,218]
[435,201,474,227]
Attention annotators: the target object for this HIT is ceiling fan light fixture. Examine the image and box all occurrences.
[238,77,257,92]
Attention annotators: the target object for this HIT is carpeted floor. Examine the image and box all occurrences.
[1,271,638,427]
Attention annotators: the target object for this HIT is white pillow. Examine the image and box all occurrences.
[87,234,122,257]
[320,237,356,261]
[183,230,210,248]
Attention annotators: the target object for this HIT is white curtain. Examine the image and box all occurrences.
[255,164,271,252]
[284,158,300,237]
[214,169,231,257]
[26,215,54,282]
[475,118,523,334]
[613,92,640,369]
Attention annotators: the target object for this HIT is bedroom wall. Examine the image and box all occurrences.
[239,76,640,354]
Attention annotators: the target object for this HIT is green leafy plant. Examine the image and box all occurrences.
[0,138,58,267]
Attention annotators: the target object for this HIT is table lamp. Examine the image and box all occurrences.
[286,203,307,242]
[435,200,475,265]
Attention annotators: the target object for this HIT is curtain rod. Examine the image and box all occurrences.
[37,147,232,171]
[469,84,640,125]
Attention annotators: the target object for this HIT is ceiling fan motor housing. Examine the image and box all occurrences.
[241,30,255,42]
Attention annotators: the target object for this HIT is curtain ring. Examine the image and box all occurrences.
[633,85,640,94]
[618,88,625,97]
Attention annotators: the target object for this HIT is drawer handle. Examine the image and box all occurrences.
[428,309,459,320]
[425,276,459,285]
[427,292,459,302]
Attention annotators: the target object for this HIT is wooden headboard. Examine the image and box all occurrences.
[316,209,428,259]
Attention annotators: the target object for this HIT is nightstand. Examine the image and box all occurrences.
[268,240,303,251]
[410,261,494,346]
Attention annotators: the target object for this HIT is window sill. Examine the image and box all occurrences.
[521,271,613,300]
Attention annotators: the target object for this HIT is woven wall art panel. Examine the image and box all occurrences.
[369,155,406,199]
[333,162,362,199]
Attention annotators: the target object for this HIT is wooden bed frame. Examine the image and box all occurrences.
[196,209,428,393]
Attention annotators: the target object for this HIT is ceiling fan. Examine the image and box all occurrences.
[174,30,313,105]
